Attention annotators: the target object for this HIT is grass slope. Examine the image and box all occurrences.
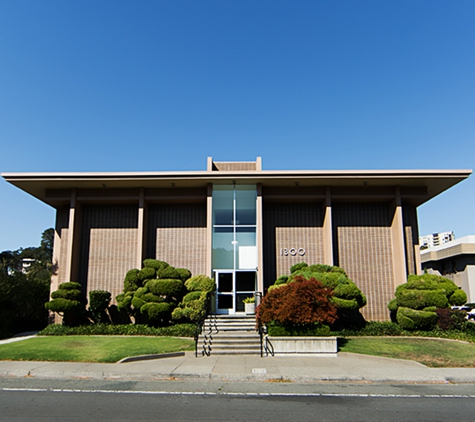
[0,336,194,363]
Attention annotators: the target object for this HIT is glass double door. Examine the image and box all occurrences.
[216,270,256,314]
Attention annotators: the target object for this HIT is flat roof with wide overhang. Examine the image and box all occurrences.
[2,168,472,208]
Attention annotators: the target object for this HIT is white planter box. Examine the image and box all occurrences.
[267,336,337,355]
[244,303,255,315]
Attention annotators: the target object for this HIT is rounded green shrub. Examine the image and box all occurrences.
[57,281,82,291]
[185,274,216,293]
[147,279,184,299]
[157,266,180,279]
[142,293,165,303]
[138,267,156,281]
[290,262,308,273]
[450,289,468,306]
[124,269,140,292]
[183,291,203,302]
[45,298,83,313]
[51,288,82,301]
[396,307,437,330]
[176,268,192,282]
[141,302,173,322]
[143,259,169,271]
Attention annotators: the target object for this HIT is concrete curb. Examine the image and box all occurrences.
[117,352,186,363]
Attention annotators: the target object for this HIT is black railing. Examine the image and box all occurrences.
[194,316,205,357]
[257,317,274,357]
[196,314,219,357]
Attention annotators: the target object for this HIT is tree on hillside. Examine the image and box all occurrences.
[0,228,54,338]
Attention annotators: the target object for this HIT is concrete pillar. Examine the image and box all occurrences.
[256,183,264,293]
[391,187,408,288]
[137,188,145,268]
[323,187,334,265]
[206,184,213,278]
[65,189,77,282]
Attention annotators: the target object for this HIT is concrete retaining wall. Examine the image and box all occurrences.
[267,336,338,355]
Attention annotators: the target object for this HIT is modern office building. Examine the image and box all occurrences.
[421,235,475,303]
[420,231,455,250]
[2,158,471,321]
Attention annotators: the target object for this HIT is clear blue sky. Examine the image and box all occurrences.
[0,0,474,251]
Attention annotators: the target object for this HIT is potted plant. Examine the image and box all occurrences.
[243,296,255,315]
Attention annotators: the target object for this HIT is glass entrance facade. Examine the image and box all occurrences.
[212,185,257,313]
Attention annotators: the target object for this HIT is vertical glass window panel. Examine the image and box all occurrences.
[236,227,257,269]
[212,186,234,225]
[212,227,234,269]
[235,186,256,225]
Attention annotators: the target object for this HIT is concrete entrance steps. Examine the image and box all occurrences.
[198,315,260,355]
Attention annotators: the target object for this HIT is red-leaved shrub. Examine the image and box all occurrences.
[256,276,338,327]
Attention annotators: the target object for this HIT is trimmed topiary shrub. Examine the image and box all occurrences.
[88,290,111,323]
[388,273,468,330]
[45,282,85,326]
[116,260,212,327]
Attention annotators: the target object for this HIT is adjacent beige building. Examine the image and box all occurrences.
[2,158,471,321]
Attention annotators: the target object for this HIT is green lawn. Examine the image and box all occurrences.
[0,336,194,363]
[339,337,475,367]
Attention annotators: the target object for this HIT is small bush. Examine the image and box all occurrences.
[88,290,111,323]
[257,276,338,327]
[436,308,466,331]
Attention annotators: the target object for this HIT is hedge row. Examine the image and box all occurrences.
[39,323,195,337]
[332,321,475,342]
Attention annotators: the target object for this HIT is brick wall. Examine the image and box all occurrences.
[146,203,207,277]
[78,204,138,302]
[333,202,394,321]
[263,202,324,287]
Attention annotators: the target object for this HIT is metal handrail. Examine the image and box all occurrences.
[201,315,219,357]
[264,335,274,357]
[194,317,205,357]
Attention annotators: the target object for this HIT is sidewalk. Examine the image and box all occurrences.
[2,333,475,384]
[2,351,475,384]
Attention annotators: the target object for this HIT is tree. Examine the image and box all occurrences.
[0,228,54,338]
